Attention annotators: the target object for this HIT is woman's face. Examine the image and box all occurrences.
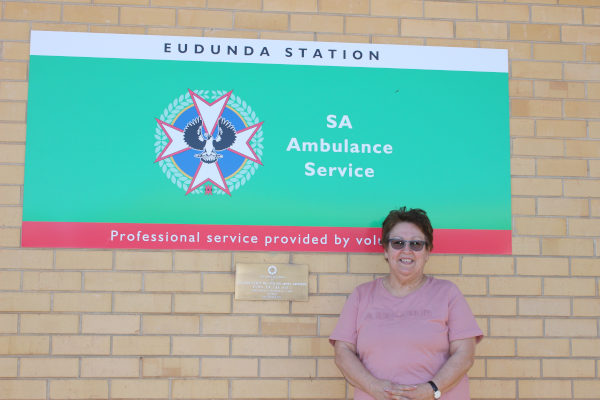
[384,221,430,283]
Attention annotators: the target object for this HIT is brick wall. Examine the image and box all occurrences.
[1,1,599,399]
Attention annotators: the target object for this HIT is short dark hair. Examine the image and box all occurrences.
[381,207,434,251]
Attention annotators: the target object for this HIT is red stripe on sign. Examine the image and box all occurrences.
[21,221,511,254]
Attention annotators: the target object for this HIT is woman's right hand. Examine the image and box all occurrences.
[369,379,417,400]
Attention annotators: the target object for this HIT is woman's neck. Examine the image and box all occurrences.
[384,274,427,297]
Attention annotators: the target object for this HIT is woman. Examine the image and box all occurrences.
[330,207,482,400]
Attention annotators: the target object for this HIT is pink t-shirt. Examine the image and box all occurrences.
[330,276,482,400]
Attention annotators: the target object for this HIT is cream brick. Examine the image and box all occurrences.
[428,39,479,48]
[206,0,259,9]
[172,336,229,355]
[538,158,587,178]
[319,316,339,337]
[589,82,600,99]
[516,257,569,276]
[538,198,588,216]
[511,23,561,42]
[0,358,17,377]
[82,357,139,377]
[490,318,543,336]
[290,379,346,399]
[0,208,21,228]
[490,277,542,296]
[0,293,50,312]
[84,271,142,291]
[0,186,21,205]
[50,380,108,400]
[572,338,600,357]
[0,314,17,334]
[584,7,600,24]
[92,25,146,34]
[315,33,371,42]
[143,357,199,377]
[349,254,388,273]
[515,216,566,235]
[424,1,475,19]
[593,199,600,216]
[573,298,600,317]
[545,318,597,336]
[545,277,596,296]
[488,359,540,378]
[144,315,200,334]
[512,236,541,256]
[513,178,563,196]
[82,315,140,334]
[262,31,315,41]
[0,271,19,290]
[318,358,343,377]
[2,42,29,62]
[56,250,112,270]
[292,295,346,314]
[371,0,422,16]
[20,358,78,377]
[479,4,529,22]
[462,256,514,275]
[476,338,515,357]
[0,144,24,163]
[513,61,563,80]
[565,140,600,158]
[532,5,583,24]
[0,380,46,400]
[52,336,110,355]
[291,337,334,356]
[467,297,516,316]
[174,251,230,271]
[63,5,119,24]
[469,380,515,400]
[231,379,288,399]
[345,16,398,35]
[519,297,571,316]
[262,358,316,378]
[145,272,201,292]
[0,62,27,81]
[535,80,585,98]
[178,9,233,29]
[512,99,561,118]
[570,218,600,236]
[483,40,531,60]
[319,0,368,14]
[4,2,61,21]
[428,255,461,274]
[565,179,600,197]
[111,379,169,399]
[262,316,317,336]
[234,251,289,264]
[534,43,584,61]
[120,7,175,26]
[572,258,600,276]
[202,29,258,39]
[519,380,572,399]
[235,12,288,31]
[511,119,535,137]
[113,336,170,355]
[114,293,172,313]
[172,379,228,399]
[510,80,533,98]
[174,293,231,313]
[544,359,595,378]
[574,380,600,399]
[201,315,258,335]
[445,276,487,296]
[21,314,78,334]
[512,197,536,215]
[0,21,30,40]
[318,274,373,293]
[373,36,424,45]
[202,358,258,377]
[517,338,570,357]
[264,0,316,12]
[23,271,81,291]
[588,45,600,62]
[592,160,600,176]
[0,336,49,355]
[291,252,347,273]
[542,238,594,256]
[54,293,111,312]
[233,299,289,314]
[0,228,20,246]
[566,100,600,118]
[115,250,172,271]
[403,19,452,38]
[456,22,507,39]
[232,337,288,356]
[203,273,234,292]
[566,64,600,82]
[563,26,600,43]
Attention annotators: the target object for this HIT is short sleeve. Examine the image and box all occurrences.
[447,283,483,343]
[329,288,361,347]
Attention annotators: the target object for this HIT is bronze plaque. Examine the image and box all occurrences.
[235,263,308,301]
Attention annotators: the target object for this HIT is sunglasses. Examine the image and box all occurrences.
[386,239,428,251]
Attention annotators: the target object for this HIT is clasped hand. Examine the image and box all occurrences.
[372,380,434,400]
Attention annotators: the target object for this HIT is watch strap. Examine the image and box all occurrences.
[428,381,441,398]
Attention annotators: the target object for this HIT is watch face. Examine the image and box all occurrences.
[434,390,442,399]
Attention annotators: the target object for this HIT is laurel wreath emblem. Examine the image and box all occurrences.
[154,90,264,195]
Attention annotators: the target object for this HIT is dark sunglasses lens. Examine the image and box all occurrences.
[389,240,406,250]
[409,241,425,251]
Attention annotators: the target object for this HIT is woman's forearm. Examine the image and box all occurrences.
[430,337,476,394]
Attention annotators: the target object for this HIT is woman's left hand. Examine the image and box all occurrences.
[384,383,434,400]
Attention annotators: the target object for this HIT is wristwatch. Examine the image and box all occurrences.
[428,381,441,399]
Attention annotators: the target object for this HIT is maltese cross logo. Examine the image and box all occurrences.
[155,90,263,195]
